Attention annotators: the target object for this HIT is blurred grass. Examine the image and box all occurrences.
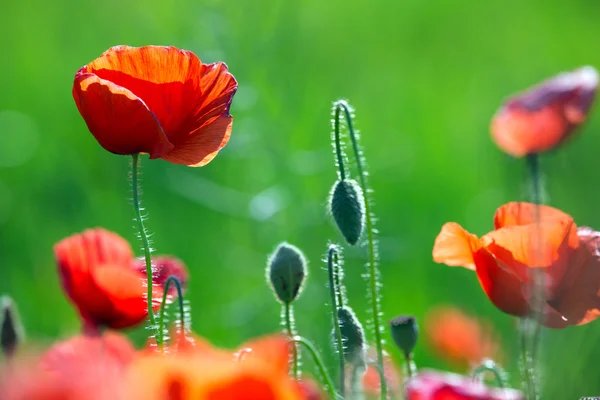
[2,0,600,397]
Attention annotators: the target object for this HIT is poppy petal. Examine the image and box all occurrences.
[73,73,174,157]
[236,335,292,375]
[160,115,232,166]
[432,223,481,270]
[472,247,529,316]
[493,202,573,230]
[89,264,150,328]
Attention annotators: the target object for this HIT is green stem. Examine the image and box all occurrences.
[333,250,345,308]
[334,100,386,399]
[328,246,345,396]
[158,276,185,348]
[404,352,416,378]
[350,363,365,400]
[471,361,506,388]
[284,303,299,379]
[519,319,536,399]
[131,153,159,341]
[293,336,338,400]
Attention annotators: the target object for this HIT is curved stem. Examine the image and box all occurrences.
[327,246,345,396]
[293,336,338,400]
[131,154,159,341]
[284,303,299,379]
[158,276,185,348]
[334,100,386,399]
[333,108,347,181]
[471,362,506,388]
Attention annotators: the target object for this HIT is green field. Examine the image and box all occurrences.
[2,0,600,397]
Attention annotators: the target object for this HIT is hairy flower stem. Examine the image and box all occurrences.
[158,276,185,348]
[333,100,386,399]
[404,352,416,378]
[471,361,507,388]
[284,303,299,379]
[525,153,544,399]
[131,154,160,342]
[328,246,345,396]
[293,336,338,400]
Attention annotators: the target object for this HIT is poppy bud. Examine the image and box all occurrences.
[1,296,23,358]
[337,306,366,367]
[329,179,365,246]
[390,315,418,357]
[267,242,308,304]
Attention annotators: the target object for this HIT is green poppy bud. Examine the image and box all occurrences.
[390,315,418,357]
[338,306,366,367]
[266,242,308,304]
[329,179,365,246]
[1,296,23,359]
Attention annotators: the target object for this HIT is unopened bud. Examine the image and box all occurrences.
[329,179,365,246]
[338,306,366,367]
[267,242,308,304]
[1,296,23,359]
[390,315,418,357]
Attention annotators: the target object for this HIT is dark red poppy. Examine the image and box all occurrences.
[491,66,597,157]
[433,202,600,328]
[54,228,188,330]
[406,370,523,400]
[73,45,237,166]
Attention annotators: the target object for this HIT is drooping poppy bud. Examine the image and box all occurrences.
[491,66,598,157]
[72,45,237,166]
[337,306,366,367]
[1,296,23,359]
[390,315,418,357]
[329,179,365,246]
[267,242,308,304]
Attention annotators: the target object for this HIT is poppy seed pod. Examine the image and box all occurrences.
[1,296,23,358]
[267,242,308,304]
[329,179,365,246]
[337,306,366,367]
[390,315,418,357]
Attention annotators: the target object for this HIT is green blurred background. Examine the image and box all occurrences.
[2,0,600,397]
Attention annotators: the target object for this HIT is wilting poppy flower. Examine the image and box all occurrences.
[73,45,237,166]
[424,306,502,368]
[123,334,305,400]
[433,202,600,328]
[491,66,598,157]
[406,369,523,400]
[54,228,188,330]
[0,332,135,400]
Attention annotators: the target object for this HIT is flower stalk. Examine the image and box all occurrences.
[130,153,160,342]
[332,100,386,398]
[293,336,338,399]
[158,276,186,348]
[327,245,346,396]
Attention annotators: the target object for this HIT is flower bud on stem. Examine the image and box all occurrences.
[130,154,160,343]
[331,100,386,399]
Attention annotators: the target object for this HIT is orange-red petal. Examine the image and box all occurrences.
[493,202,574,230]
[73,73,174,157]
[236,335,292,375]
[432,223,481,270]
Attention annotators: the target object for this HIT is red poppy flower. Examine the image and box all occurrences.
[424,306,502,369]
[54,228,188,330]
[433,202,600,328]
[491,66,597,157]
[123,334,305,400]
[406,370,523,400]
[73,45,237,166]
[0,332,135,400]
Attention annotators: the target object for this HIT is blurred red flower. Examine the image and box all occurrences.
[124,334,306,400]
[433,202,600,328]
[491,66,597,157]
[359,349,402,398]
[73,45,237,166]
[54,228,188,330]
[0,332,135,400]
[406,369,523,400]
[424,306,502,368]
